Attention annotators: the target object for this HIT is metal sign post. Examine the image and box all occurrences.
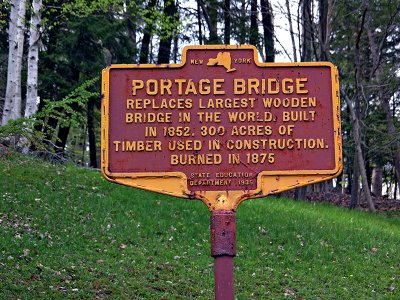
[101,45,342,299]
[211,210,236,300]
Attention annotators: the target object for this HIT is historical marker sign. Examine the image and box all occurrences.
[101,45,342,210]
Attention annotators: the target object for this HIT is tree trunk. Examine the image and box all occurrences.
[223,0,230,44]
[260,0,274,62]
[170,0,180,63]
[55,125,70,158]
[173,30,179,63]
[324,179,333,192]
[350,151,360,209]
[198,0,219,44]
[157,0,177,64]
[139,0,157,64]
[371,164,383,197]
[87,97,97,168]
[208,0,219,44]
[347,158,352,194]
[366,153,373,190]
[311,182,322,193]
[80,124,87,165]
[343,90,376,212]
[339,171,346,194]
[318,0,332,60]
[294,186,308,200]
[25,0,43,118]
[238,0,246,44]
[43,117,58,147]
[2,0,26,125]
[344,1,375,212]
[199,0,219,44]
[285,0,297,62]
[313,180,333,193]
[300,0,312,62]
[197,0,203,45]
[249,0,258,47]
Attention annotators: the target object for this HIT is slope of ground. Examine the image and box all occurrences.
[0,152,399,299]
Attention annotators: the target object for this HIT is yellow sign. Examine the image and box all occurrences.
[101,45,342,211]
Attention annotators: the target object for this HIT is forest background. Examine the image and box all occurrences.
[0,0,399,212]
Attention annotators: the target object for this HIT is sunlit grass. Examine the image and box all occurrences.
[1,153,399,299]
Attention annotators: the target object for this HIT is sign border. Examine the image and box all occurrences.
[101,45,342,208]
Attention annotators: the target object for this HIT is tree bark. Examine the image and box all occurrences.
[300,0,312,62]
[238,0,246,44]
[366,152,373,190]
[285,0,297,62]
[249,0,258,47]
[197,0,203,44]
[25,0,43,118]
[318,0,332,60]
[350,151,360,208]
[80,124,87,165]
[55,125,70,158]
[345,1,376,211]
[294,186,308,200]
[260,0,274,62]
[343,90,376,212]
[199,0,219,44]
[208,0,219,44]
[173,29,179,63]
[87,97,97,168]
[139,0,157,64]
[157,0,177,64]
[223,0,230,44]
[43,117,58,148]
[346,159,352,194]
[371,164,383,196]
[2,0,26,125]
[339,172,346,194]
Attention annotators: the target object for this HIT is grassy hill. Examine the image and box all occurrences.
[0,152,399,299]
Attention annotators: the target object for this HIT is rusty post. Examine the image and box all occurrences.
[210,210,236,300]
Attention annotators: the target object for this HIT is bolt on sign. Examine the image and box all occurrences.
[101,45,342,211]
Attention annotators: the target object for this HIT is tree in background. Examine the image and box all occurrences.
[0,2,10,117]
[333,0,400,209]
[260,0,274,62]
[249,0,258,47]
[25,0,43,119]
[140,0,158,63]
[198,0,220,44]
[2,0,26,126]
[223,0,231,44]
[157,0,178,64]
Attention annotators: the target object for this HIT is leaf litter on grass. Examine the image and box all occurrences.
[1,152,400,299]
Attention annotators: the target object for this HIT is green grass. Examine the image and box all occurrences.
[0,152,399,299]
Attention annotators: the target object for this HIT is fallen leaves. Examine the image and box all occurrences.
[306,191,400,212]
[284,288,296,297]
